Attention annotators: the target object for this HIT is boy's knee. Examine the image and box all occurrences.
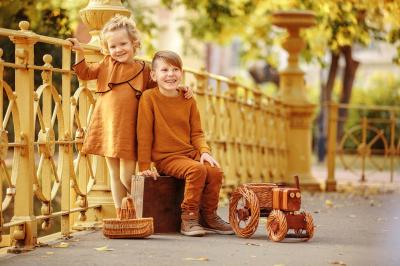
[207,166,223,181]
[188,164,207,179]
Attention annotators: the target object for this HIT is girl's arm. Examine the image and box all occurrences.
[67,38,101,80]
[144,63,157,90]
[179,85,193,99]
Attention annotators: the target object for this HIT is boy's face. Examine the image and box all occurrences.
[105,29,135,63]
[151,59,183,93]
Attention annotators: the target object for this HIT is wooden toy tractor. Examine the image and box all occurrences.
[229,176,314,242]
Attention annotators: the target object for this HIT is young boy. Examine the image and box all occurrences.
[137,50,233,236]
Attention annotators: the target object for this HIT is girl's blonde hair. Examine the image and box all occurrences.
[100,14,141,55]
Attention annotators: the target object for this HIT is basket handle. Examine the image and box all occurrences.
[120,196,136,220]
[131,175,145,218]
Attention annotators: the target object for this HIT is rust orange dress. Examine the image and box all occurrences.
[73,56,155,160]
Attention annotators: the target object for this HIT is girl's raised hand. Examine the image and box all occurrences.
[200,152,220,168]
[66,38,84,52]
[180,86,194,99]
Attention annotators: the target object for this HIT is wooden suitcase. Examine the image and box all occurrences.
[132,175,184,233]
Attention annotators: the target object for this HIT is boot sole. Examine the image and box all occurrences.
[203,228,235,235]
[180,230,206,237]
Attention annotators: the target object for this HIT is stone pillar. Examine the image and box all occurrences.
[271,11,320,191]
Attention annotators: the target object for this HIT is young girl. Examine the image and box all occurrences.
[67,15,191,217]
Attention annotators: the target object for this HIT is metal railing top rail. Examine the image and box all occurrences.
[0,21,99,48]
[0,23,289,108]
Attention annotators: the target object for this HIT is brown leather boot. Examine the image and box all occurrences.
[201,212,234,235]
[180,212,206,237]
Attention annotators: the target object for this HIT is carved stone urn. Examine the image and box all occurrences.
[79,0,131,45]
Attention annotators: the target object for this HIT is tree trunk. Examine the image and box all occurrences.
[337,45,360,141]
[317,51,339,162]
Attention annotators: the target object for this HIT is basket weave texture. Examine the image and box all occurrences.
[244,183,277,208]
[103,197,154,239]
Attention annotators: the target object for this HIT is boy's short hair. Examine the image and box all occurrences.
[100,14,141,55]
[152,50,183,70]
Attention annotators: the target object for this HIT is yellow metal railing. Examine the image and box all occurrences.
[0,22,289,250]
[326,102,400,190]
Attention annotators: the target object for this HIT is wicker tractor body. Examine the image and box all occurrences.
[103,197,154,239]
[229,176,314,242]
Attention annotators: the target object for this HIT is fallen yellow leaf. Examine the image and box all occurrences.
[325,199,334,208]
[183,257,209,261]
[53,242,69,248]
[330,261,346,265]
[94,246,114,251]
[246,242,262,246]
[46,252,54,255]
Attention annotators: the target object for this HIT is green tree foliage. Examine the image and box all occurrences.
[161,0,400,160]
[125,1,159,56]
[0,0,86,85]
[161,0,400,64]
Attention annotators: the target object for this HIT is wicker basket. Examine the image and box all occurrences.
[103,197,154,239]
[243,183,277,208]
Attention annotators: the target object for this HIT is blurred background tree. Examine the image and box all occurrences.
[0,0,87,88]
[161,0,400,161]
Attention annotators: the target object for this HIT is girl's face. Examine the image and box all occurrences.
[105,29,135,63]
[151,59,182,96]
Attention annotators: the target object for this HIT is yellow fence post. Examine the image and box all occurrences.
[61,44,72,237]
[194,69,208,128]
[225,82,240,187]
[389,112,396,183]
[326,102,338,191]
[0,48,2,242]
[9,21,38,251]
[360,116,368,182]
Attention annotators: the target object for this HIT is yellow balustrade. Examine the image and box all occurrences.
[326,103,400,189]
[0,20,292,250]
[0,3,327,250]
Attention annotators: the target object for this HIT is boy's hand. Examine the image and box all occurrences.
[180,86,193,99]
[66,38,84,52]
[200,153,220,168]
[139,169,160,180]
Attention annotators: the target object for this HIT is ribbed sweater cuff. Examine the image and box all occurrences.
[72,59,85,70]
[138,162,151,172]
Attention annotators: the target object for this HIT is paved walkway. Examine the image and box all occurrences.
[1,188,399,266]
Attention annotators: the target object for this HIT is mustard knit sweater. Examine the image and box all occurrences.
[137,88,210,171]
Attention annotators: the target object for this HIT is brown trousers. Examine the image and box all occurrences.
[156,151,223,216]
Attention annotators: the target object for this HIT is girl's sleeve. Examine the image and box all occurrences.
[190,100,211,154]
[137,92,154,171]
[72,59,101,80]
[143,63,157,90]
